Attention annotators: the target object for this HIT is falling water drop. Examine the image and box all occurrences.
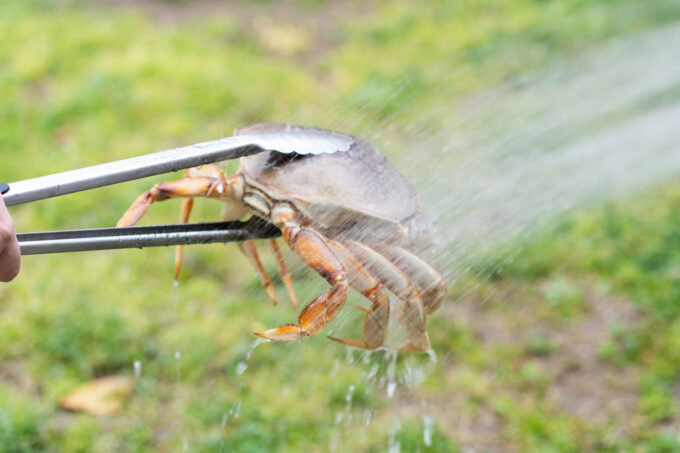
[422,414,434,447]
[346,384,355,403]
[133,360,141,379]
[231,400,241,419]
[365,363,379,382]
[344,384,355,427]
[386,381,397,399]
[386,351,398,398]
[363,409,374,427]
[388,418,402,453]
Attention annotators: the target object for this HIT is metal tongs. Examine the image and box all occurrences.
[3,129,353,255]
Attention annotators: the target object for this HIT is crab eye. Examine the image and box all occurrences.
[265,151,307,169]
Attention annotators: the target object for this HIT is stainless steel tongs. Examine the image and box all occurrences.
[3,128,353,255]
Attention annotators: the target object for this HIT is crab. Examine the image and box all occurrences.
[116,124,445,352]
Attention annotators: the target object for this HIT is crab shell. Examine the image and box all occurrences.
[236,123,434,252]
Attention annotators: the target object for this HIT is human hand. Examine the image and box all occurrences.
[0,195,20,282]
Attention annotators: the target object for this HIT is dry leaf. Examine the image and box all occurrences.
[60,375,134,415]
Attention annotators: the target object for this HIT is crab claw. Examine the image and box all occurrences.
[254,324,306,342]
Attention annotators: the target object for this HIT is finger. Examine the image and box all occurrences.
[0,195,20,282]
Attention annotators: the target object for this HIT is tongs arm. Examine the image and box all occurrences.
[17,217,281,255]
[3,129,353,207]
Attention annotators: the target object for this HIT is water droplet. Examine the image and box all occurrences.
[133,360,141,378]
[346,385,355,404]
[194,141,212,149]
[422,415,434,447]
[403,363,425,388]
[236,361,248,375]
[175,350,181,360]
[364,364,379,382]
[386,350,398,397]
[363,409,373,427]
[231,400,241,419]
[388,419,402,453]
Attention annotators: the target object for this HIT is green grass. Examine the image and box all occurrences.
[2,0,680,451]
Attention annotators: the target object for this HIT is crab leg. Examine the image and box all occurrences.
[348,242,431,353]
[238,240,279,305]
[269,238,299,309]
[254,221,349,343]
[325,240,390,350]
[173,197,194,279]
[376,246,446,315]
[116,174,240,228]
[173,165,228,279]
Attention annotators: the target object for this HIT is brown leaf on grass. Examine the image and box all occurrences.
[60,375,134,415]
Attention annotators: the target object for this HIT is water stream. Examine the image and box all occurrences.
[397,24,680,274]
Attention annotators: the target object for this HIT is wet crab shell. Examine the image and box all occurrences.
[235,124,434,251]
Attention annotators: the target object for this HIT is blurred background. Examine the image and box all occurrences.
[2,0,680,451]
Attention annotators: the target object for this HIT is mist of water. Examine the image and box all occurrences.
[389,24,680,274]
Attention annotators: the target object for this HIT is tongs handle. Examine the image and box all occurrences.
[17,217,281,255]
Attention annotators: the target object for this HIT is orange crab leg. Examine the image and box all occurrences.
[116,177,236,227]
[173,165,228,279]
[254,222,349,342]
[325,239,390,350]
[269,238,299,309]
[348,242,431,353]
[173,197,194,279]
[238,240,279,305]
